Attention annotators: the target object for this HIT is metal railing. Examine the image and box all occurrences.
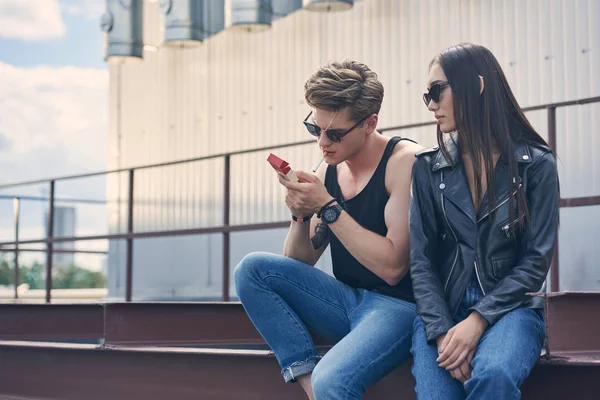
[0,96,599,302]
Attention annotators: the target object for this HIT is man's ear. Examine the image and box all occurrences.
[365,114,378,135]
[479,75,485,95]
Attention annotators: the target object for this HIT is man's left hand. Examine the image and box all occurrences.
[436,312,488,370]
[278,170,333,215]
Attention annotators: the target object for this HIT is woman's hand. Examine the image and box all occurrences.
[437,312,488,370]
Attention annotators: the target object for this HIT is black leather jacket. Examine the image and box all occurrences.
[409,135,559,342]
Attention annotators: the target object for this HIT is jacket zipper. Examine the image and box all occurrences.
[476,184,522,223]
[474,259,486,295]
[473,184,522,293]
[441,171,459,292]
[501,216,522,238]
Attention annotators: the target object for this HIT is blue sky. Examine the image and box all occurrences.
[0,0,106,69]
[0,0,109,268]
[0,0,108,185]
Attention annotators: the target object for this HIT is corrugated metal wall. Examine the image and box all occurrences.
[107,0,600,299]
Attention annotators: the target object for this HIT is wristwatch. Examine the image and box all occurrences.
[321,203,343,224]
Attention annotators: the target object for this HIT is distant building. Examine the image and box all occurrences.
[46,206,76,268]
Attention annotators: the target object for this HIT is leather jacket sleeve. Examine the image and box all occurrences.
[469,151,559,325]
[410,157,454,343]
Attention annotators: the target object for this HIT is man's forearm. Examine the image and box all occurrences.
[283,222,317,265]
[328,212,408,285]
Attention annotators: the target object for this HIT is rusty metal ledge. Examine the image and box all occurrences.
[0,341,598,400]
[0,340,306,400]
[541,292,600,357]
[103,301,331,347]
[539,351,600,367]
[0,304,103,341]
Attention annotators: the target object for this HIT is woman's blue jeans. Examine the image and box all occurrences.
[411,276,546,399]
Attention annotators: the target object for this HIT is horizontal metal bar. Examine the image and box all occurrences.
[379,120,436,132]
[0,248,107,255]
[380,96,600,132]
[559,195,600,208]
[104,302,330,347]
[0,140,314,189]
[0,195,106,205]
[0,222,289,247]
[0,304,103,341]
[4,190,600,248]
[519,95,600,112]
[0,96,597,190]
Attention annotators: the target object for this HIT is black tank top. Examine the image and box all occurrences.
[324,136,415,303]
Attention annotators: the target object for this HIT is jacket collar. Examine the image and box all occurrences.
[432,133,459,171]
[432,133,533,172]
[434,133,526,224]
[513,139,533,164]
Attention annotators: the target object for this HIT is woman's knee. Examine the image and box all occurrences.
[466,361,520,397]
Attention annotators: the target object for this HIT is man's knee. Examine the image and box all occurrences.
[233,252,271,292]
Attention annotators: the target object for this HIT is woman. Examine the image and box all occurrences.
[409,43,559,399]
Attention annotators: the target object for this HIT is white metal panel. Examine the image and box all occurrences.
[107,0,600,298]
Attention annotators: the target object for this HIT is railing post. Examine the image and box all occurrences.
[46,181,55,303]
[126,169,135,302]
[222,155,231,302]
[548,106,559,292]
[13,197,20,300]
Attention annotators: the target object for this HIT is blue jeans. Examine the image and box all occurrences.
[411,276,546,399]
[234,252,417,400]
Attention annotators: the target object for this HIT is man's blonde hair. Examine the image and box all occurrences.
[304,60,384,123]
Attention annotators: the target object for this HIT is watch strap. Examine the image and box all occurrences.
[292,215,312,223]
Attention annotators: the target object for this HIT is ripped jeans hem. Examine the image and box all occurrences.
[281,356,322,383]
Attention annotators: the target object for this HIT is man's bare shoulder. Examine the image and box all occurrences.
[389,139,425,169]
[384,139,424,192]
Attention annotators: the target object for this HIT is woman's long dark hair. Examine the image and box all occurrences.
[432,43,551,228]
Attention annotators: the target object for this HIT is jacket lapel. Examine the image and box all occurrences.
[433,136,477,224]
[475,141,530,222]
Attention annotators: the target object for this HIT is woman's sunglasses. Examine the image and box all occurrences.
[303,112,370,143]
[423,81,449,106]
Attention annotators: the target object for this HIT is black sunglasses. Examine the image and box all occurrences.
[303,112,370,143]
[423,81,449,106]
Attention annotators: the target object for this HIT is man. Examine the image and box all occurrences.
[234,60,422,399]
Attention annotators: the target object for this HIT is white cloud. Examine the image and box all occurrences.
[0,0,66,41]
[60,0,105,20]
[0,61,108,183]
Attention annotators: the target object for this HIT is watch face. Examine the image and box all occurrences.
[323,207,337,223]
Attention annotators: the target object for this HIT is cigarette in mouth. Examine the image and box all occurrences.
[312,155,325,172]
